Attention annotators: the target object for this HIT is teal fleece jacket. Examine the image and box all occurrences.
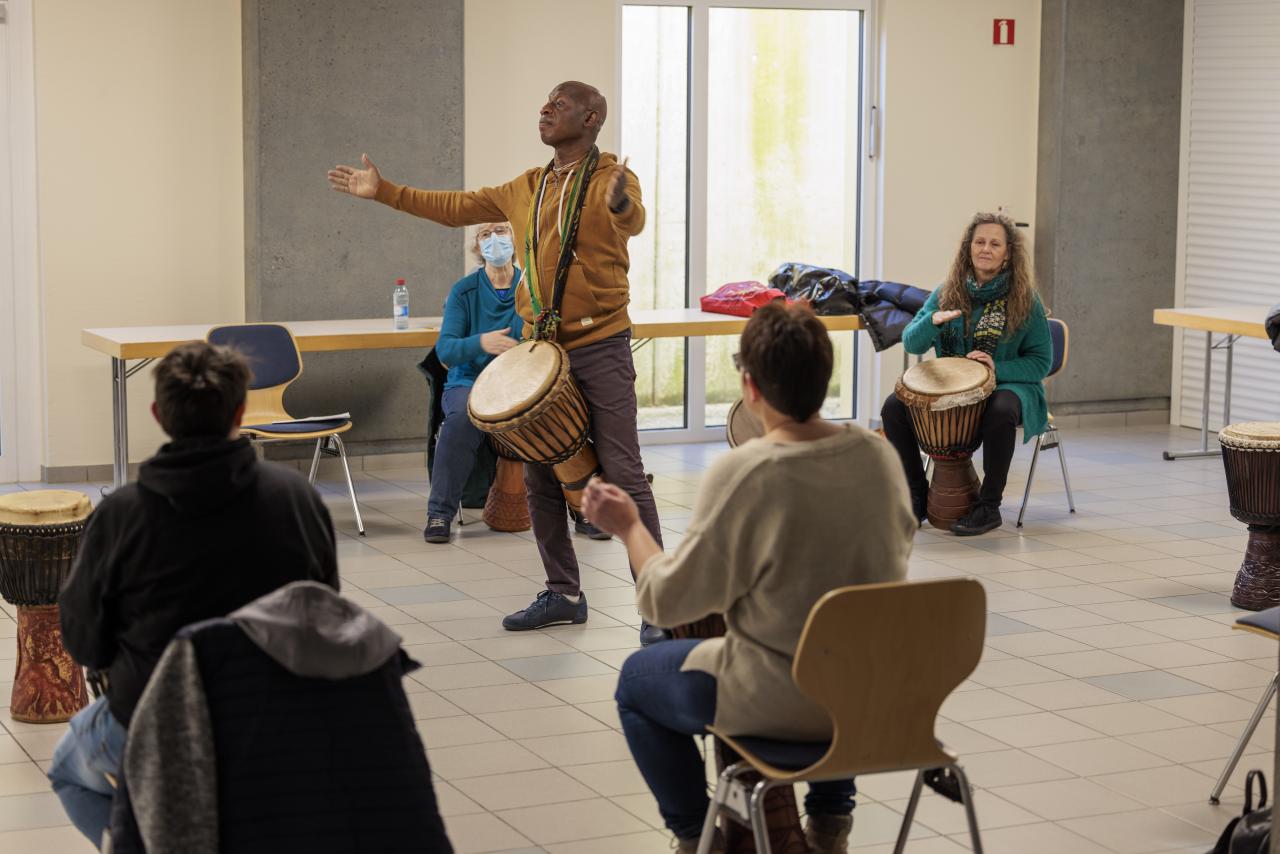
[902,289,1052,442]
[434,268,521,391]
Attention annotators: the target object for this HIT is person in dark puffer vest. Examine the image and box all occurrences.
[107,582,453,854]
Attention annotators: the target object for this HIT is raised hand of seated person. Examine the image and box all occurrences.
[582,479,639,537]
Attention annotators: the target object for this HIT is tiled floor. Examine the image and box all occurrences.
[0,423,1273,852]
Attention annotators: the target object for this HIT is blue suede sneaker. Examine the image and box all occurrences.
[502,590,589,631]
[571,510,612,541]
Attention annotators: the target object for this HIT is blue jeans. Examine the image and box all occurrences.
[48,695,127,847]
[615,640,855,840]
[427,386,487,520]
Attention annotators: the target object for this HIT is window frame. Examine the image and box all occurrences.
[619,0,882,444]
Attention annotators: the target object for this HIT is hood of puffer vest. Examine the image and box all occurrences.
[230,581,409,679]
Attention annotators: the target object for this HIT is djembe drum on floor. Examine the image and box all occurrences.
[1219,422,1280,610]
[0,490,92,723]
[468,340,601,512]
[482,455,531,532]
[895,358,995,531]
[669,613,807,854]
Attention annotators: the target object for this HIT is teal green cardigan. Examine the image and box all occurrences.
[901,289,1052,443]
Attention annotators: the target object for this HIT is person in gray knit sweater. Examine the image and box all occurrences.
[583,301,918,854]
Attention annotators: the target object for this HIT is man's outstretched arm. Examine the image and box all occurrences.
[328,153,509,227]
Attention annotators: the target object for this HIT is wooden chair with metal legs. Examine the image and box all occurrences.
[207,324,365,535]
[1016,317,1076,527]
[695,577,987,854]
[1209,606,1279,804]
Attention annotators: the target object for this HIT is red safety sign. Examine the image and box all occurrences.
[993,19,1015,45]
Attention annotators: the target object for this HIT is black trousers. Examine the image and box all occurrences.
[881,389,1022,507]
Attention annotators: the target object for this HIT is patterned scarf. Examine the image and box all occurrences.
[939,271,1010,356]
[522,146,600,340]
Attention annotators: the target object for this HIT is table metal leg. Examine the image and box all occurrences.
[111,358,129,489]
[1164,331,1225,460]
[109,357,156,489]
[1223,334,1236,427]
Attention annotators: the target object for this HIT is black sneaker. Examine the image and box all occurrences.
[639,620,668,646]
[423,517,451,544]
[502,590,589,631]
[952,502,1003,536]
[570,510,612,541]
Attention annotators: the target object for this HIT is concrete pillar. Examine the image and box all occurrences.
[1034,0,1183,415]
[243,0,464,456]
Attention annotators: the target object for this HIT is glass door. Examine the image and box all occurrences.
[621,1,873,440]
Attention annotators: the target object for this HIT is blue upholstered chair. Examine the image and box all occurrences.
[1016,317,1076,527]
[206,324,364,535]
[1209,606,1279,804]
[694,578,987,854]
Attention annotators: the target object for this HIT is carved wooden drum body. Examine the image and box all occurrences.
[0,490,92,723]
[895,358,996,531]
[482,456,531,533]
[469,340,601,512]
[1219,422,1280,610]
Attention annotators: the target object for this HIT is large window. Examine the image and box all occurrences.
[623,2,871,435]
[622,6,690,430]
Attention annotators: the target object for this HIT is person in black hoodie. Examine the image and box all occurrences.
[48,341,339,849]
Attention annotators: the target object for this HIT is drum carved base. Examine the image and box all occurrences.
[668,616,805,853]
[716,741,807,854]
[1229,529,1280,611]
[483,459,531,532]
[12,604,89,724]
[927,458,980,532]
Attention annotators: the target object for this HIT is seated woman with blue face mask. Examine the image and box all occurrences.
[423,222,522,543]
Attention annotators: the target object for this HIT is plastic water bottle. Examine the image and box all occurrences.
[392,278,409,330]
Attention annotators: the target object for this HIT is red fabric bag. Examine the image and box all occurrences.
[699,281,789,318]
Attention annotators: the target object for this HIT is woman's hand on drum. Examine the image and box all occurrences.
[582,479,639,537]
[965,350,995,372]
[932,309,963,326]
[480,328,517,355]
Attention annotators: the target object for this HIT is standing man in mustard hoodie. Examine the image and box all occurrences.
[329,81,665,644]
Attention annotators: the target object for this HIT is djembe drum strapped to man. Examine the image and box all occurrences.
[0,490,92,723]
[1219,422,1280,610]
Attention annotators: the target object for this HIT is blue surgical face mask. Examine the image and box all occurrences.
[480,233,514,266]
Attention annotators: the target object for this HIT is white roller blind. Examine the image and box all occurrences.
[1177,0,1280,429]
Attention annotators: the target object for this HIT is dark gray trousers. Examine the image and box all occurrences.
[524,333,663,596]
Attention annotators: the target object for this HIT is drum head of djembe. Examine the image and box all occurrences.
[0,490,93,606]
[726,398,765,448]
[468,340,566,426]
[0,490,92,528]
[1219,422,1280,452]
[896,357,993,409]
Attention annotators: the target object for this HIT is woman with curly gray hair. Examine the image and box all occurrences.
[881,212,1052,535]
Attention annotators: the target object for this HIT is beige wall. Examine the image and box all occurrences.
[464,0,1041,418]
[34,0,244,468]
[874,0,1041,398]
[464,0,619,190]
